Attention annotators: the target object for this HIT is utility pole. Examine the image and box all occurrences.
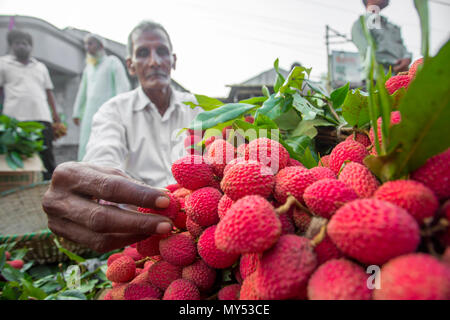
[325,25,353,90]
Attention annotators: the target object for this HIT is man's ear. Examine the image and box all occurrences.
[172,53,177,71]
[126,58,135,76]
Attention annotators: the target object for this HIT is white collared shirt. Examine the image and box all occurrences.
[0,55,54,122]
[83,86,203,188]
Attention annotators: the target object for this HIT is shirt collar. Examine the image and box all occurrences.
[134,85,182,114]
[4,54,37,66]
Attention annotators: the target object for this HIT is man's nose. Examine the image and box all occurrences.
[147,50,162,67]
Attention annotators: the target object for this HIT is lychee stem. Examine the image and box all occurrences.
[275,195,315,218]
[310,224,327,247]
[135,257,151,266]
[420,218,449,237]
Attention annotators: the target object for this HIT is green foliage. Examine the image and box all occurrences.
[0,243,113,300]
[0,115,45,170]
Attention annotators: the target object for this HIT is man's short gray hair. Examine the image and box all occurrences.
[127,20,173,58]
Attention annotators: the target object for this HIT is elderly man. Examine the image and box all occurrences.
[0,29,61,180]
[351,0,412,76]
[72,33,131,161]
[42,21,203,253]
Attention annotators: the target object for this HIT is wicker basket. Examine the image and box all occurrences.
[0,181,94,264]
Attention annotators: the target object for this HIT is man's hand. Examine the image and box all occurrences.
[73,118,80,126]
[42,162,174,253]
[394,58,411,74]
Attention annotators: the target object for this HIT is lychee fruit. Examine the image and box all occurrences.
[338,162,380,198]
[274,166,317,204]
[136,234,166,257]
[313,235,344,266]
[218,284,241,300]
[182,259,217,292]
[408,58,424,79]
[123,283,162,300]
[165,183,181,193]
[345,132,371,148]
[303,179,358,219]
[185,187,222,227]
[221,161,275,201]
[287,158,305,167]
[318,155,330,168]
[374,180,439,224]
[215,195,282,254]
[172,155,215,190]
[327,199,420,265]
[307,258,372,300]
[107,253,124,267]
[239,272,262,300]
[309,167,337,181]
[206,139,236,178]
[373,253,450,300]
[247,137,290,174]
[385,75,411,94]
[292,208,312,233]
[197,225,240,269]
[106,255,136,283]
[218,194,234,220]
[159,233,197,266]
[368,111,402,155]
[239,253,260,280]
[162,279,201,300]
[279,213,296,235]
[6,260,24,270]
[253,235,317,300]
[186,217,206,239]
[147,260,182,291]
[329,140,369,175]
[138,192,180,220]
[411,148,450,200]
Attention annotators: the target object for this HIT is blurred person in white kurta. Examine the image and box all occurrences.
[42,21,203,253]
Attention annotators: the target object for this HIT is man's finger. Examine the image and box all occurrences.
[52,162,170,209]
[47,216,152,253]
[45,194,174,235]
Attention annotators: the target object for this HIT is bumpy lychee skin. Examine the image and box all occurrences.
[215,195,281,254]
[408,58,424,79]
[136,234,166,257]
[197,225,240,269]
[240,253,260,280]
[345,132,371,148]
[254,235,317,300]
[411,148,450,200]
[327,199,420,265]
[274,166,317,204]
[163,279,201,300]
[374,180,439,224]
[147,260,182,291]
[236,144,248,158]
[206,139,236,178]
[173,210,187,230]
[106,255,136,283]
[186,217,206,239]
[279,213,296,235]
[182,259,217,292]
[239,272,263,300]
[165,183,181,193]
[247,137,290,173]
[107,253,124,267]
[307,258,372,300]
[185,187,222,227]
[309,167,337,181]
[314,235,343,266]
[338,162,380,198]
[287,158,305,167]
[123,246,145,262]
[318,155,330,168]
[218,284,241,300]
[138,193,180,220]
[172,155,215,190]
[292,208,312,233]
[303,179,358,219]
[184,134,202,155]
[329,140,369,175]
[222,157,248,177]
[369,111,402,155]
[221,161,275,201]
[385,75,411,94]
[373,253,450,300]
[124,283,162,300]
[159,233,197,266]
[218,194,234,220]
[6,260,24,270]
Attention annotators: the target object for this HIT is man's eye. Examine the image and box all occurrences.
[137,48,149,57]
[157,47,169,56]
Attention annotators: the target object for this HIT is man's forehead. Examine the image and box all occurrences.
[132,28,171,48]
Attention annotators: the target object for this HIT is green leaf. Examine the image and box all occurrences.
[1,281,21,300]
[183,95,224,111]
[330,83,350,109]
[53,238,86,263]
[300,147,319,169]
[188,103,256,130]
[292,93,323,121]
[279,66,310,94]
[342,89,372,128]
[239,96,267,105]
[414,0,430,59]
[1,263,25,282]
[290,118,334,139]
[54,290,87,300]
[274,108,302,131]
[78,279,99,293]
[9,248,28,261]
[303,79,330,98]
[285,136,313,156]
[256,94,284,120]
[20,278,47,300]
[262,85,270,98]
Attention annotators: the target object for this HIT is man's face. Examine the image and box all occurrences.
[126,29,176,91]
[84,38,102,56]
[11,39,32,61]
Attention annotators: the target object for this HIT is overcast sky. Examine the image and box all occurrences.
[1,0,449,97]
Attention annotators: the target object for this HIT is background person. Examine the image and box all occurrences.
[351,0,412,77]
[0,29,61,180]
[72,33,131,161]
